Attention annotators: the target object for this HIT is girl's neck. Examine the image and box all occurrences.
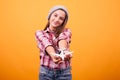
[49,26,56,32]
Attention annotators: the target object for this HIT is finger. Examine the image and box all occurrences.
[64,55,72,61]
[54,59,60,64]
[55,60,62,64]
[57,60,63,64]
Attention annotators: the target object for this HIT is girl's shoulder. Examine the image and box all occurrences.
[63,28,71,32]
[35,30,45,36]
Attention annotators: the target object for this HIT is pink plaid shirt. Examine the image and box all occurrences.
[35,28,72,69]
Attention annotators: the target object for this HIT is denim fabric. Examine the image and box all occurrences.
[39,65,72,80]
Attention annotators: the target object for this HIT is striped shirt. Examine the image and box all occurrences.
[35,28,72,69]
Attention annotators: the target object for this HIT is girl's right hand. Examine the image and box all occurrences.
[50,53,63,64]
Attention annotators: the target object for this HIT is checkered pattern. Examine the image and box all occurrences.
[35,28,72,69]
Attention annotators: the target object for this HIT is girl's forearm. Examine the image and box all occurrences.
[46,46,56,57]
[58,40,68,50]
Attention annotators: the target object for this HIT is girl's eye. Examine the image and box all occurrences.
[60,17,65,21]
[54,14,57,17]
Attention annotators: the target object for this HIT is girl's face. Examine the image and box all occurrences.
[49,10,66,29]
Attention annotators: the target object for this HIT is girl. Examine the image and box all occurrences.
[35,5,72,80]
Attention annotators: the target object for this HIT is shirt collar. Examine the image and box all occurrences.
[45,27,55,34]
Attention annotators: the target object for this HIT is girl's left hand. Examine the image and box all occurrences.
[64,51,73,61]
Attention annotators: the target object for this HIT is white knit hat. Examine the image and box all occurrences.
[47,5,69,20]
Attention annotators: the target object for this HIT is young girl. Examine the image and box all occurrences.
[35,5,73,80]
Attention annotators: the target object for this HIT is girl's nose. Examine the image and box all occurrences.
[55,17,59,21]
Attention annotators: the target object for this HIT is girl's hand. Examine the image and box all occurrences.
[50,53,63,64]
[64,51,73,61]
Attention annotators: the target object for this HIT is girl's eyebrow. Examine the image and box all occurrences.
[53,12,65,18]
[53,13,58,16]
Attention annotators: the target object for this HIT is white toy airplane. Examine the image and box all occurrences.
[55,49,73,60]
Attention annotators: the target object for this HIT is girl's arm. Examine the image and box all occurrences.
[35,30,62,64]
[58,40,68,50]
[58,28,72,60]
[46,46,62,64]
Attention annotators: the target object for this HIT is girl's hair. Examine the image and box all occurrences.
[44,9,68,38]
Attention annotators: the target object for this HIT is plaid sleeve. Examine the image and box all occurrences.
[35,30,52,51]
[58,28,72,44]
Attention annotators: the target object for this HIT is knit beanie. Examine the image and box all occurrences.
[47,5,69,21]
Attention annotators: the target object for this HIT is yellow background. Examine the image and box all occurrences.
[0,0,120,80]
